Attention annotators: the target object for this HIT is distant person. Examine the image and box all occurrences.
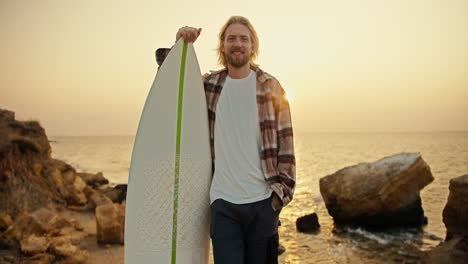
[156,16,296,264]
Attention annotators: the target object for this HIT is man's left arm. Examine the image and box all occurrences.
[272,79,296,209]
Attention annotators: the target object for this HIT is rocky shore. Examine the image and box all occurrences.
[318,152,468,262]
[1,107,467,263]
[0,109,126,263]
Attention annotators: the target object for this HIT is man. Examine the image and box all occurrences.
[156,16,295,264]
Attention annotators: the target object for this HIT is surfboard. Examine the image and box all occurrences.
[125,39,211,264]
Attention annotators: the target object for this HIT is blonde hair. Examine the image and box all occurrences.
[217,16,259,68]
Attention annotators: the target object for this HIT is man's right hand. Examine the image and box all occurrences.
[176,26,202,43]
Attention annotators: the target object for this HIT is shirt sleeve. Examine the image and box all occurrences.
[272,79,296,207]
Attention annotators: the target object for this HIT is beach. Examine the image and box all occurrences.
[48,132,468,263]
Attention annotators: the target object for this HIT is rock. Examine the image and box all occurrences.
[51,169,87,206]
[49,236,89,264]
[3,212,51,241]
[422,235,468,264]
[23,253,56,264]
[52,244,89,264]
[3,208,70,241]
[442,174,468,240]
[89,189,113,208]
[62,170,76,185]
[0,170,11,183]
[6,118,51,158]
[96,203,125,244]
[0,213,13,231]
[100,184,127,204]
[114,184,127,193]
[66,176,88,206]
[49,168,68,198]
[296,213,320,233]
[278,243,286,255]
[51,242,79,257]
[57,251,89,264]
[0,109,15,122]
[0,255,17,264]
[49,159,76,175]
[20,234,49,255]
[32,163,43,177]
[0,235,17,250]
[76,171,109,188]
[319,152,433,228]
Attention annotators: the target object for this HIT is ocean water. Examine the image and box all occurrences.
[49,132,468,263]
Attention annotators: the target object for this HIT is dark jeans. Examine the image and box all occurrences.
[210,195,281,264]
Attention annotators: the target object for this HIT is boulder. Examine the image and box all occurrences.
[96,203,125,244]
[442,174,468,240]
[296,213,320,233]
[20,234,49,255]
[319,153,433,227]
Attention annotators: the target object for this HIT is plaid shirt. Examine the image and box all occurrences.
[156,48,296,206]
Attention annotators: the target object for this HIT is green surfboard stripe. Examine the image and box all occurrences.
[171,41,188,264]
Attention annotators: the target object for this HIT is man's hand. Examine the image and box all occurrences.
[176,26,202,43]
[271,193,283,211]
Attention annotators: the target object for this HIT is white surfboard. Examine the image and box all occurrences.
[125,39,211,264]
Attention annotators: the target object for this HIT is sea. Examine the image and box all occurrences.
[49,132,468,263]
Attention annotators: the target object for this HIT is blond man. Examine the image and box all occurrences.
[156,16,295,264]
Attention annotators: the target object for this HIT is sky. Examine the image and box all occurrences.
[1,0,467,136]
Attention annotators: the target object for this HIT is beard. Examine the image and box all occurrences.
[224,48,250,68]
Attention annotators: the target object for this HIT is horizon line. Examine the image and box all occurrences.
[48,129,468,137]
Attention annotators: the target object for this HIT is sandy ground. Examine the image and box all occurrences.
[59,210,124,264]
[58,210,288,264]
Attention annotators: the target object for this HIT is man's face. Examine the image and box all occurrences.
[222,23,253,68]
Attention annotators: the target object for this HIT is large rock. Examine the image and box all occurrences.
[442,174,468,240]
[96,203,125,244]
[319,153,433,227]
[424,174,468,263]
[0,109,94,217]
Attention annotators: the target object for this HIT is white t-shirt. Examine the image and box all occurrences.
[210,70,273,204]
